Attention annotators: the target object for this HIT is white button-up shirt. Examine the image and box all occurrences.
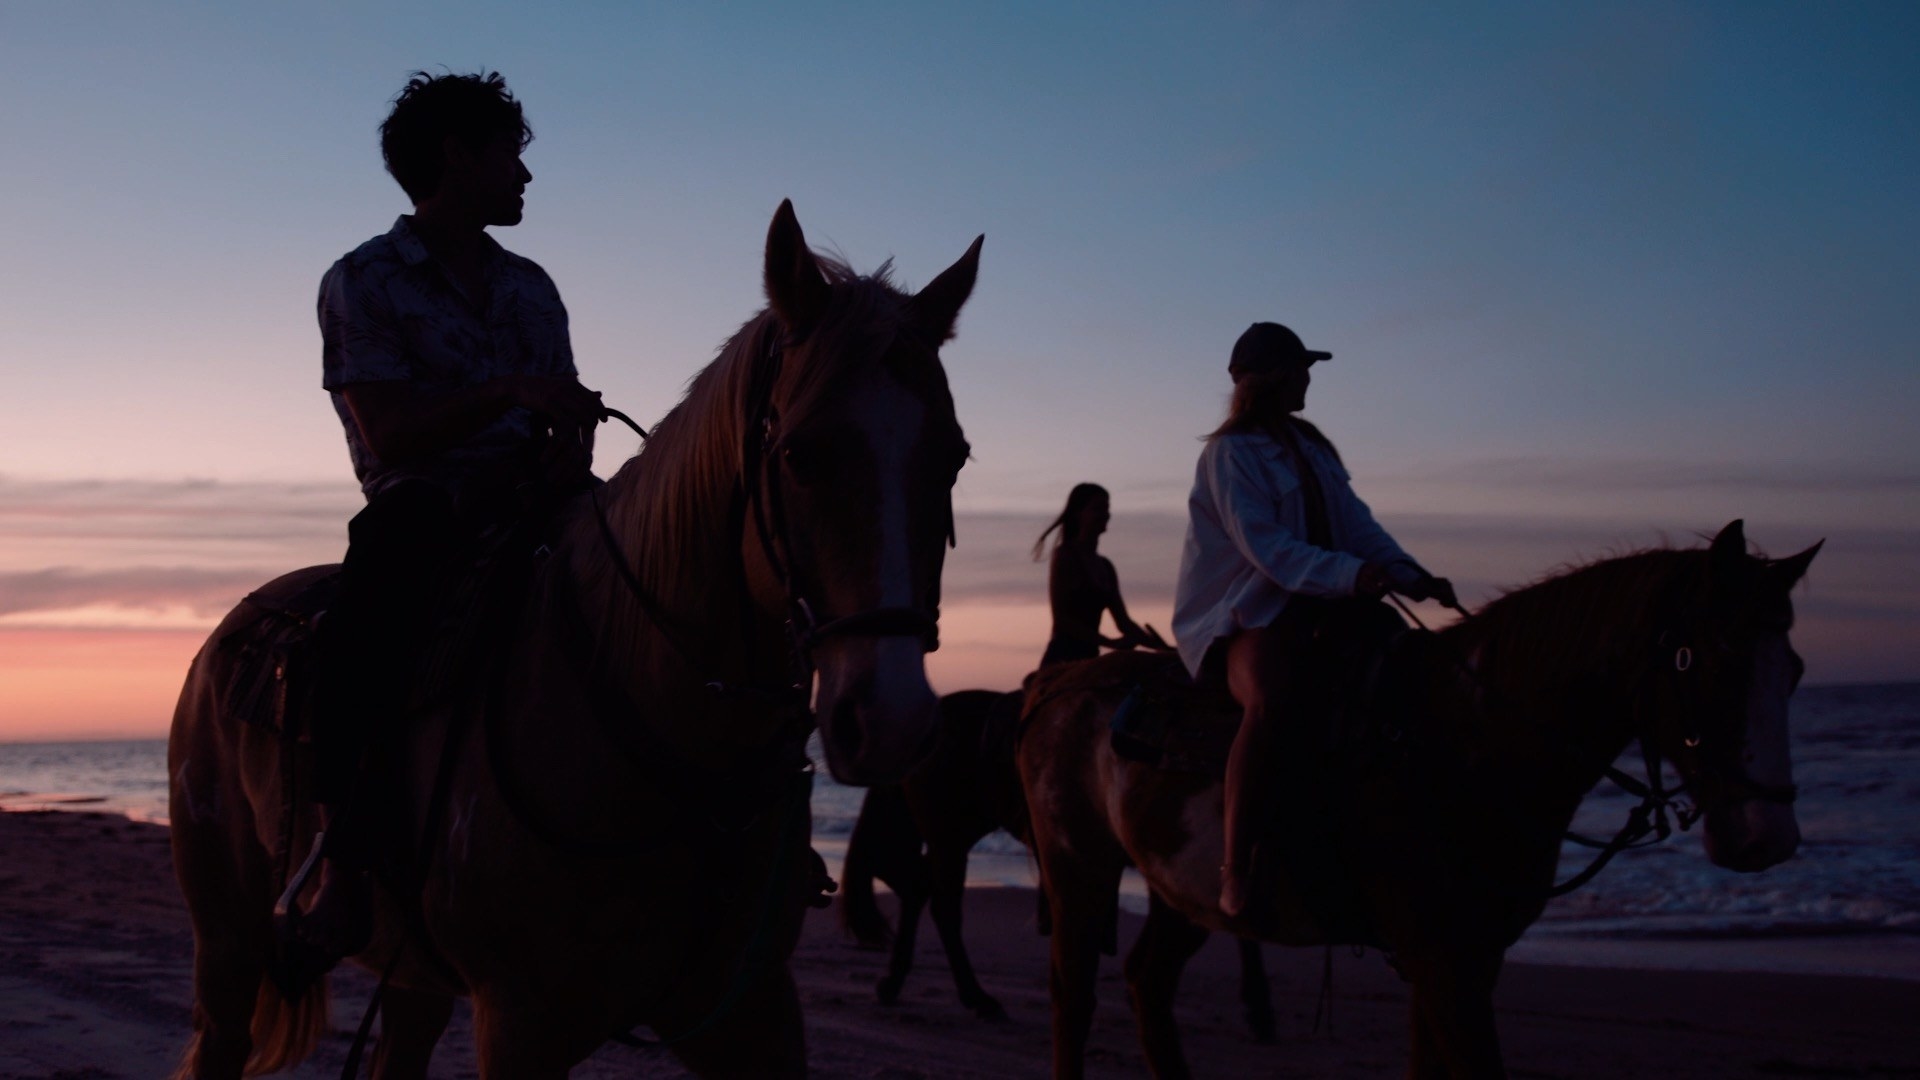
[318,216,577,501]
[1173,427,1418,678]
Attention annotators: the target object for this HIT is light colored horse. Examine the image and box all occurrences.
[167,200,981,1078]
[1019,520,1819,1078]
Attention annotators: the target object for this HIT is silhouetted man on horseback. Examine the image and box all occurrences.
[1172,322,1455,917]
[290,70,603,974]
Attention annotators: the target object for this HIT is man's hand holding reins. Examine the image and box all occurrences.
[511,375,602,487]
[1397,573,1459,609]
[1355,561,1395,598]
[507,374,603,430]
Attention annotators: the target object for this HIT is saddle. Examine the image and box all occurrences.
[1106,602,1435,779]
[1097,603,1443,944]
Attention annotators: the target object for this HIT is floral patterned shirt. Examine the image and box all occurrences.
[318,216,576,501]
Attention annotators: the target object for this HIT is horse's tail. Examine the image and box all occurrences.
[169,974,330,1079]
[246,974,330,1076]
[170,976,332,1076]
[841,785,914,947]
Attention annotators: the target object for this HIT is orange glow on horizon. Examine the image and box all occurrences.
[0,629,206,742]
[0,600,1125,744]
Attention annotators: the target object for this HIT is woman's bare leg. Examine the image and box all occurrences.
[1220,627,1292,916]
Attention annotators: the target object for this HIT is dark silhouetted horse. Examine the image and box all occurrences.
[168,202,982,1079]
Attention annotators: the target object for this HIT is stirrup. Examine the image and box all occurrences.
[274,830,327,918]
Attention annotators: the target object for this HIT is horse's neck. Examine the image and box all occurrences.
[557,332,789,716]
[1443,603,1656,811]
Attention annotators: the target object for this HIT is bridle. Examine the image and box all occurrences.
[1646,624,1800,807]
[1385,592,1795,900]
[738,335,943,656]
[591,330,943,714]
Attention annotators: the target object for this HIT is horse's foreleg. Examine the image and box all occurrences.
[877,862,929,1006]
[1044,859,1123,1080]
[1402,947,1506,1080]
[926,840,1003,1020]
[1235,937,1275,1043]
[1124,891,1210,1080]
[369,985,456,1080]
[662,961,807,1078]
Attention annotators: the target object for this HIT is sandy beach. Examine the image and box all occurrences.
[2,809,1917,1079]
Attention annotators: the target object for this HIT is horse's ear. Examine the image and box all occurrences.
[765,199,830,333]
[907,235,984,344]
[1767,539,1824,591]
[1706,519,1749,606]
[1709,519,1747,568]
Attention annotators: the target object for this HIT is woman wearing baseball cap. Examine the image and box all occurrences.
[1172,322,1456,917]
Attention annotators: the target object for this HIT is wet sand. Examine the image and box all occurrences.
[2,809,1917,1078]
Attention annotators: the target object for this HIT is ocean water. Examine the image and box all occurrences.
[5,683,1916,976]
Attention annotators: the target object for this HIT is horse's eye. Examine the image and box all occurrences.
[781,440,822,485]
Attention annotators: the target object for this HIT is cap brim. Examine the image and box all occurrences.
[1306,350,1332,362]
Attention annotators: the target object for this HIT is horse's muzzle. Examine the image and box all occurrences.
[1702,800,1801,872]
[814,636,940,786]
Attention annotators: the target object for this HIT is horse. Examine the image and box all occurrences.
[1018,521,1820,1078]
[841,688,1280,1040]
[166,200,982,1079]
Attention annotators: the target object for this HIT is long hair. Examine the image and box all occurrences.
[1032,482,1108,561]
[1205,373,1341,465]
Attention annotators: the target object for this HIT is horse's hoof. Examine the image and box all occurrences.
[876,977,902,1005]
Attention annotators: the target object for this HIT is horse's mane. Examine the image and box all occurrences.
[1443,546,1712,703]
[563,254,956,669]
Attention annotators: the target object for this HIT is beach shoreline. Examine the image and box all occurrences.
[3,808,1918,1078]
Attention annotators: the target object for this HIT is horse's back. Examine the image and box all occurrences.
[192,564,341,665]
[1017,650,1214,808]
[172,564,339,727]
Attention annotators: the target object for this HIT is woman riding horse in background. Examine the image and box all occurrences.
[1034,483,1166,668]
[1171,322,1455,917]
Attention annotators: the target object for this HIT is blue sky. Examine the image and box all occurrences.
[1,2,1916,730]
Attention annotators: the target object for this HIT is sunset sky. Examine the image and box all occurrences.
[2,3,1916,740]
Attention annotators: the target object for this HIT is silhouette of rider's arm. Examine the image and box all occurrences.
[339,376,601,466]
[1207,434,1395,599]
[1095,556,1155,648]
